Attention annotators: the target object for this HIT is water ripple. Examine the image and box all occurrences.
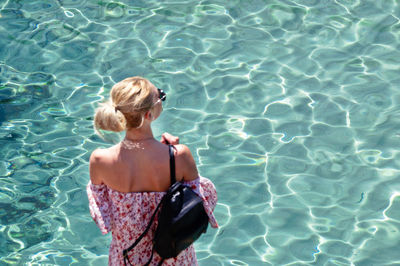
[1,0,400,265]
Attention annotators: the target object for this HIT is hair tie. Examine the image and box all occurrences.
[114,106,119,113]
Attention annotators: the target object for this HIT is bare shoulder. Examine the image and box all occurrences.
[174,144,191,156]
[174,144,198,181]
[174,144,196,164]
[90,148,110,164]
[89,148,112,184]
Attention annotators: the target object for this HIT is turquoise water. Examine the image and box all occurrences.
[1,0,400,265]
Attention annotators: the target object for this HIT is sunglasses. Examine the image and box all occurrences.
[158,88,166,102]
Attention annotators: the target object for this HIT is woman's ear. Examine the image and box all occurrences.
[144,110,152,120]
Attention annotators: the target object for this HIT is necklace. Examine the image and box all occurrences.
[120,137,154,150]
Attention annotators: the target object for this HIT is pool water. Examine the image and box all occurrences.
[1,0,400,265]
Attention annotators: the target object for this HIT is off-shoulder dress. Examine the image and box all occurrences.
[87,176,218,266]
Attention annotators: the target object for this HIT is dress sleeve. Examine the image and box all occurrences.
[86,181,113,234]
[183,176,219,228]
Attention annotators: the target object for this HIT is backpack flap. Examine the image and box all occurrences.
[162,182,186,217]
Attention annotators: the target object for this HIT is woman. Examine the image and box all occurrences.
[86,77,218,265]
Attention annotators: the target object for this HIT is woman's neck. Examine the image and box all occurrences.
[124,124,154,141]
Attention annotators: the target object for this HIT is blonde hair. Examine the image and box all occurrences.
[94,76,156,133]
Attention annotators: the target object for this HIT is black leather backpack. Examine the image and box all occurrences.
[123,145,209,266]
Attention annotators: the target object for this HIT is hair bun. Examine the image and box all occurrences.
[94,76,155,134]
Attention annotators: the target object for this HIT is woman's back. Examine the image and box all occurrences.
[90,140,198,193]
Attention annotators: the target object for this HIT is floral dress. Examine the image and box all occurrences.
[87,176,218,266]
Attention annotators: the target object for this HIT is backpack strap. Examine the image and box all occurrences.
[169,145,176,185]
